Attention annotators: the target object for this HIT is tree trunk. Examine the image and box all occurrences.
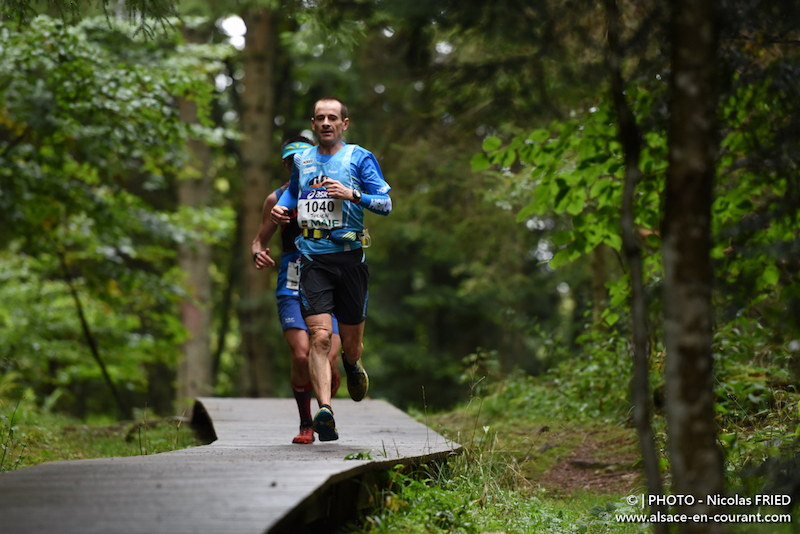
[176,28,215,417]
[663,0,724,531]
[590,243,608,325]
[238,10,277,397]
[604,1,666,529]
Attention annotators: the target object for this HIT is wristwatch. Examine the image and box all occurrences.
[352,189,362,204]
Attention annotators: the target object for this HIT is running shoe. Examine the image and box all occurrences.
[344,358,369,402]
[292,422,314,444]
[331,367,341,397]
[313,405,339,441]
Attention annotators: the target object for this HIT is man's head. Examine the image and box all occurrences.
[281,136,313,172]
[312,97,348,148]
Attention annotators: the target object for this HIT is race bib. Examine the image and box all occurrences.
[286,259,300,290]
[297,189,344,229]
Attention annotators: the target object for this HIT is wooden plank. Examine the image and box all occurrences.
[0,398,459,534]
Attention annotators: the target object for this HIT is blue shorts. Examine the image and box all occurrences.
[277,295,339,334]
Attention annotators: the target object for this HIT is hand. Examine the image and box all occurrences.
[312,178,354,200]
[270,204,290,225]
[253,250,275,270]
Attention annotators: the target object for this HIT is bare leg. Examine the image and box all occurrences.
[283,328,310,386]
[328,333,342,397]
[339,322,369,401]
[304,313,333,407]
[339,322,365,365]
[328,333,341,369]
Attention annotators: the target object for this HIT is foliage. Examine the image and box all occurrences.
[0,17,234,416]
[0,0,179,38]
[470,39,800,408]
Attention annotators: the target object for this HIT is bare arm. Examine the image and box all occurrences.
[251,191,279,270]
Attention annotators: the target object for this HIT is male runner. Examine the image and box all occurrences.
[270,97,392,441]
[252,136,341,444]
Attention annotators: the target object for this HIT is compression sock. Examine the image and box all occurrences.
[292,382,314,424]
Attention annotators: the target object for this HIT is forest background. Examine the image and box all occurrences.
[1,0,800,529]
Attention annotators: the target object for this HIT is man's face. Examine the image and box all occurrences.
[312,100,348,147]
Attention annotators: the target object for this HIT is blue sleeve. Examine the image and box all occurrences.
[354,149,392,216]
[277,166,299,210]
[359,192,392,215]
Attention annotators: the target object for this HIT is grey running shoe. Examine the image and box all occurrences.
[344,358,369,402]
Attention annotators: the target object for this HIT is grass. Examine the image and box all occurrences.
[342,373,648,534]
[341,366,800,534]
[0,400,199,472]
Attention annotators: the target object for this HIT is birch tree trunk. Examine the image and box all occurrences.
[176,27,214,417]
[238,10,276,397]
[663,0,724,531]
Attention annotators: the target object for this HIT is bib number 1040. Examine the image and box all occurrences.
[298,190,343,228]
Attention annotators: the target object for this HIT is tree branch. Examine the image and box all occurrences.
[57,250,132,420]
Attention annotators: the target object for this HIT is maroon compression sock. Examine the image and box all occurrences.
[292,382,313,424]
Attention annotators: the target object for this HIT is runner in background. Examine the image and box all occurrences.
[252,136,341,444]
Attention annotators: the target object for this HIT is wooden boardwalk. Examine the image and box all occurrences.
[0,398,459,534]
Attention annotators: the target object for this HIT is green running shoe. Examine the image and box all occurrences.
[344,358,369,402]
[313,405,338,441]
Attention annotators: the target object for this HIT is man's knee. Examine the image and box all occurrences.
[308,324,333,353]
[291,350,310,369]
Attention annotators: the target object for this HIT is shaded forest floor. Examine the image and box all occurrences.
[429,402,644,499]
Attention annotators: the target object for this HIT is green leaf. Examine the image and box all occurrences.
[471,152,491,172]
[605,233,622,251]
[589,178,609,199]
[565,189,586,216]
[553,178,570,212]
[527,129,550,142]
[548,248,573,269]
[552,231,573,246]
[500,149,516,167]
[761,264,779,287]
[482,136,502,152]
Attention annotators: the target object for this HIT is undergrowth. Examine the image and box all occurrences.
[345,311,800,533]
[0,397,198,472]
[347,434,644,534]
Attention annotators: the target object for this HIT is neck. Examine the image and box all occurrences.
[317,141,344,156]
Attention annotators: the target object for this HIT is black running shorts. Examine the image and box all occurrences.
[299,249,369,325]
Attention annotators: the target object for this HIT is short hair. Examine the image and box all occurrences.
[281,135,314,150]
[313,97,348,120]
